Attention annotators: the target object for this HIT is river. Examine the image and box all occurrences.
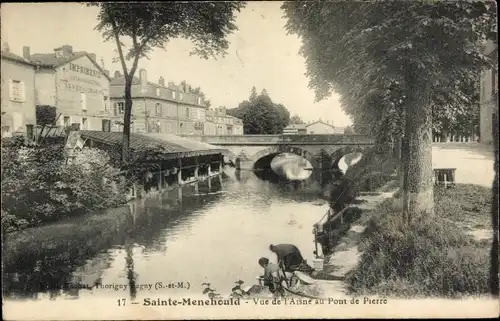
[2,164,330,302]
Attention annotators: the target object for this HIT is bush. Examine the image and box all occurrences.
[1,144,128,232]
[346,197,490,298]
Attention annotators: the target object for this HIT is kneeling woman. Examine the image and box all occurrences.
[258,257,282,293]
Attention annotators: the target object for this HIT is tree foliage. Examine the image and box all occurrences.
[1,141,127,232]
[227,87,291,134]
[283,0,497,214]
[290,114,305,124]
[89,2,245,162]
[35,105,56,127]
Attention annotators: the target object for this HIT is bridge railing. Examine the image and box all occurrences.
[182,134,375,144]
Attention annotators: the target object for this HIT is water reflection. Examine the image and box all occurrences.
[3,170,328,301]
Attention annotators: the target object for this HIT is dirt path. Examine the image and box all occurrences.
[313,187,398,296]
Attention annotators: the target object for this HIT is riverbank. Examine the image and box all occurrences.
[1,138,224,233]
[313,183,493,298]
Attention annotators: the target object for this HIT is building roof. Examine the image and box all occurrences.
[1,50,34,66]
[76,130,226,158]
[110,76,209,108]
[306,120,335,129]
[29,51,111,81]
[110,75,140,86]
[284,123,307,130]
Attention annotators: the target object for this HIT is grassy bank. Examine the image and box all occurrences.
[346,183,492,298]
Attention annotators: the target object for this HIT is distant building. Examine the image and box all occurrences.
[306,120,342,134]
[110,70,207,135]
[204,107,243,135]
[28,44,112,131]
[1,45,36,137]
[479,40,498,145]
[282,123,306,135]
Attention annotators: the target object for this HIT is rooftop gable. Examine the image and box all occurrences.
[306,120,335,129]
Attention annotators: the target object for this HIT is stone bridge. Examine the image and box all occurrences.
[183,134,375,170]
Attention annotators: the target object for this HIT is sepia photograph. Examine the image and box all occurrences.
[1,1,498,319]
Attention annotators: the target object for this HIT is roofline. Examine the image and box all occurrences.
[306,120,335,128]
[1,52,35,67]
[32,53,111,81]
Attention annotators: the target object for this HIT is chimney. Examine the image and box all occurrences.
[61,45,73,56]
[22,46,30,59]
[2,42,10,53]
[139,68,147,88]
[159,76,165,86]
[114,70,121,78]
[88,52,97,62]
[168,81,175,89]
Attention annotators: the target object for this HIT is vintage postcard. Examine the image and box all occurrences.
[1,1,499,320]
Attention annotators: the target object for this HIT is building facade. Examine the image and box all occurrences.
[28,44,112,131]
[1,47,36,137]
[109,70,207,135]
[480,40,498,145]
[204,106,244,135]
[306,120,343,134]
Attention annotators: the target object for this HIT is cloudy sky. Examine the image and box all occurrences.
[1,2,352,127]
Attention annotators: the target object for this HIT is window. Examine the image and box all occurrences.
[117,102,125,115]
[9,80,25,102]
[102,119,111,132]
[156,88,161,96]
[103,96,109,112]
[186,108,190,119]
[81,93,87,110]
[155,103,162,117]
[82,118,87,130]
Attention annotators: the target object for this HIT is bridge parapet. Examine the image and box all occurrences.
[183,134,374,145]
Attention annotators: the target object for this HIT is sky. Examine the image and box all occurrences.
[1,2,352,127]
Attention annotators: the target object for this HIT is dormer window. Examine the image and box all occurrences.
[172,91,177,99]
[197,97,201,105]
[179,93,184,101]
[156,88,160,96]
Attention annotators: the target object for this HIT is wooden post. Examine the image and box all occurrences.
[208,176,212,192]
[194,157,199,180]
[159,163,163,190]
[178,158,183,185]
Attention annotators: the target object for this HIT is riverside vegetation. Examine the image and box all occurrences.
[346,184,491,298]
[1,137,128,232]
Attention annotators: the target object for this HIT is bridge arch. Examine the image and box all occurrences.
[330,145,374,171]
[251,145,319,170]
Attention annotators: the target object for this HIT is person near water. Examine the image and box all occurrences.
[269,243,307,272]
[258,257,280,293]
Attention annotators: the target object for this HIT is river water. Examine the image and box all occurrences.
[3,165,329,302]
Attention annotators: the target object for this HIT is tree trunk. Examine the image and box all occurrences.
[122,78,133,164]
[401,101,434,216]
[490,111,499,296]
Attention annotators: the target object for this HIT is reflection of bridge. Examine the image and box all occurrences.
[184,134,375,171]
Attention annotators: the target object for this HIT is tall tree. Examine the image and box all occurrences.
[89,2,245,163]
[227,88,291,134]
[249,86,258,102]
[283,0,497,215]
